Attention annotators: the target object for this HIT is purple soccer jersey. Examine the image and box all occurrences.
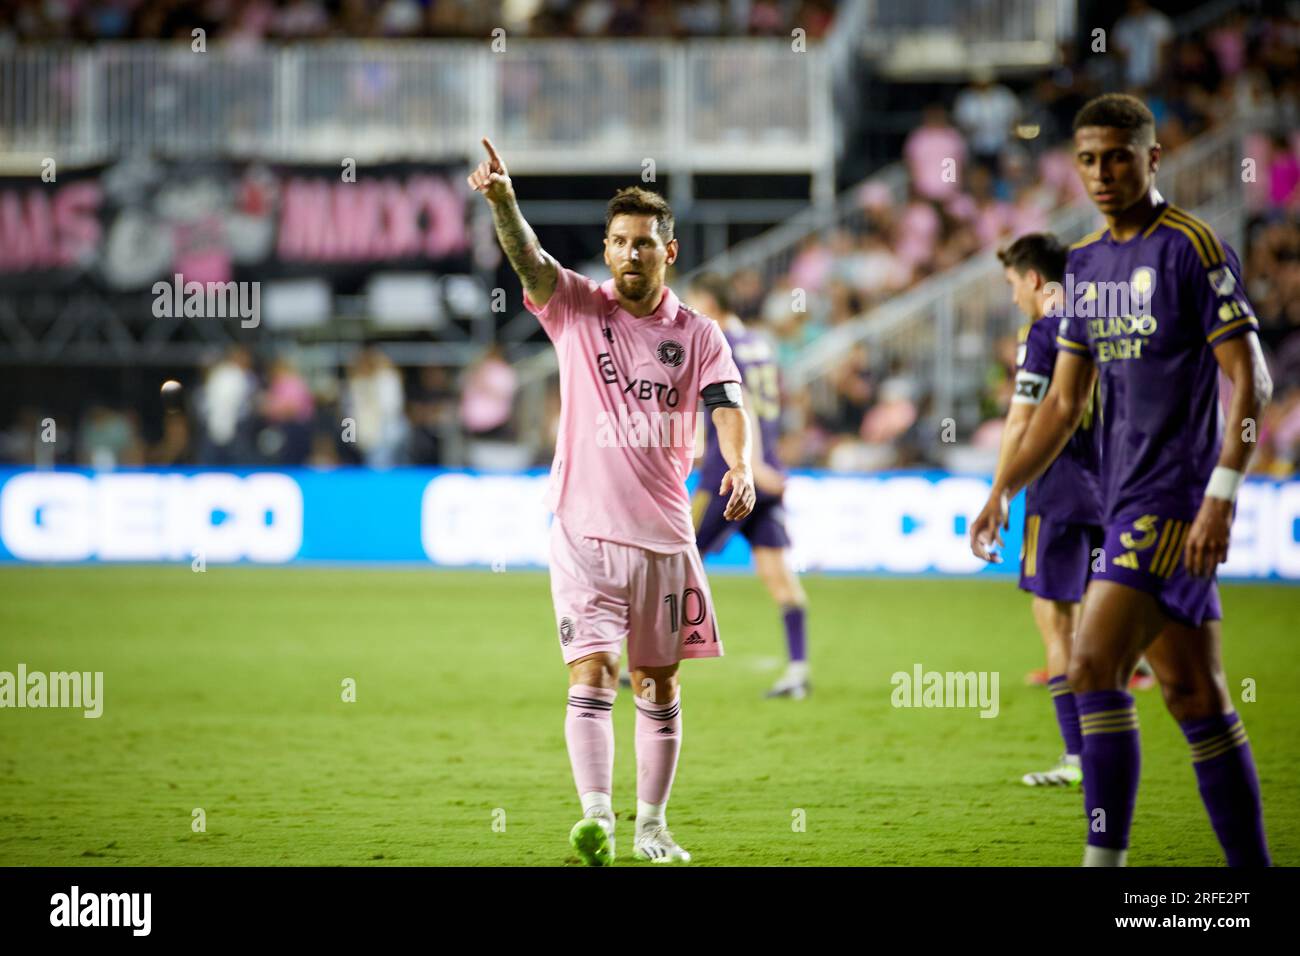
[1016,314,1103,525]
[1055,202,1258,624]
[699,322,784,484]
[1014,314,1104,603]
[1057,202,1257,518]
[695,321,791,554]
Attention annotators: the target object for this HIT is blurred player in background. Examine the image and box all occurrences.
[995,234,1101,787]
[469,138,756,866]
[686,273,811,699]
[972,95,1272,866]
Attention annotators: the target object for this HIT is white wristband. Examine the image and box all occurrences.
[1205,466,1243,502]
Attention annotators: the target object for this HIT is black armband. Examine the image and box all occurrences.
[702,381,743,409]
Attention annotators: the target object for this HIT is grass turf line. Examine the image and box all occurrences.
[0,567,1295,866]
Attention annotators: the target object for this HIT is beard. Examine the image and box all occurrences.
[614,270,657,303]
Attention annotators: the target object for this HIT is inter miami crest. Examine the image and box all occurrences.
[559,617,574,646]
[657,340,685,368]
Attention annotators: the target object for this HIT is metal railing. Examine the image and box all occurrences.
[0,40,832,175]
[685,161,910,288]
[860,0,1069,76]
[788,116,1255,440]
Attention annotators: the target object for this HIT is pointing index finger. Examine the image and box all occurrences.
[481,137,503,169]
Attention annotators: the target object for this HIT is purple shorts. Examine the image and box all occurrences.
[1019,514,1103,603]
[1090,510,1222,627]
[693,488,792,555]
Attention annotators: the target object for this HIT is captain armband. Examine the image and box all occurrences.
[1011,370,1050,406]
[702,381,744,409]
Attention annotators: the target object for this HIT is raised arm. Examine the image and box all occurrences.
[467,137,558,307]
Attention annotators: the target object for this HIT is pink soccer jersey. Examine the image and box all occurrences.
[524,266,742,553]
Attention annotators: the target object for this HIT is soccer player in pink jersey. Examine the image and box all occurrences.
[468,138,756,865]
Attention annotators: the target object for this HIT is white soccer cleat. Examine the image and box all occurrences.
[633,823,692,864]
[569,812,615,867]
[1022,754,1083,788]
[765,668,810,700]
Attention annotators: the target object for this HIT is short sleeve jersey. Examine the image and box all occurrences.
[1014,314,1102,525]
[525,267,743,552]
[1057,203,1258,520]
[699,322,784,490]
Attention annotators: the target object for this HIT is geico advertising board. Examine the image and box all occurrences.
[0,468,1297,580]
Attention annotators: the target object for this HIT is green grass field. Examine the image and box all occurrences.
[1,566,1296,866]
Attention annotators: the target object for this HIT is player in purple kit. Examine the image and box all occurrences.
[993,234,1102,787]
[971,94,1272,866]
[685,273,810,699]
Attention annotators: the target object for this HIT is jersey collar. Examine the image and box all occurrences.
[1103,190,1168,247]
[599,279,680,327]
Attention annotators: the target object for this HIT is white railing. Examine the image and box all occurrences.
[685,161,910,289]
[861,0,1069,75]
[789,117,1255,436]
[0,40,832,174]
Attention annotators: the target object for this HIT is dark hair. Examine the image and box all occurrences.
[688,271,731,314]
[605,186,674,244]
[997,233,1067,283]
[1072,93,1156,143]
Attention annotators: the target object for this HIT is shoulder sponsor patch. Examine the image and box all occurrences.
[1208,267,1235,297]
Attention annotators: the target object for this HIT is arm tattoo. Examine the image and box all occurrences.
[490,198,554,293]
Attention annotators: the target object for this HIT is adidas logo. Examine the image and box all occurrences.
[683,631,705,645]
[577,712,596,718]
[656,726,675,735]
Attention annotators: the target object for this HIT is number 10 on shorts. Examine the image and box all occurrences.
[664,587,712,639]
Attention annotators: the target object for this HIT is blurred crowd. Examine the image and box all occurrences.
[713,2,1300,474]
[4,1,1300,479]
[0,0,838,43]
[0,344,521,470]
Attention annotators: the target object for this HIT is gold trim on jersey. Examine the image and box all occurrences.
[1162,206,1226,268]
[1207,315,1259,344]
[1069,228,1107,251]
[1056,335,1089,354]
[1142,207,1170,237]
[1169,206,1226,261]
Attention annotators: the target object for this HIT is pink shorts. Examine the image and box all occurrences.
[548,516,723,668]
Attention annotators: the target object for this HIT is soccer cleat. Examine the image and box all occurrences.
[569,812,615,867]
[765,669,810,700]
[633,823,691,864]
[1022,754,1083,788]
